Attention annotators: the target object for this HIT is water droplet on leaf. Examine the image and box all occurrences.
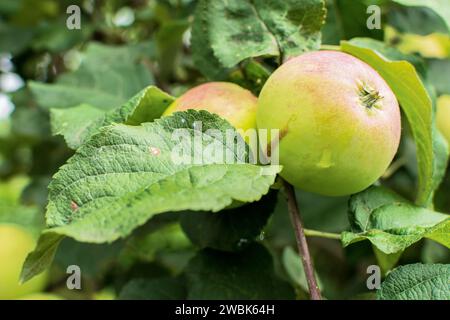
[237,238,249,247]
[258,231,265,241]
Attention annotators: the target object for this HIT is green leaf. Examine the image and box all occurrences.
[50,86,175,149]
[123,222,192,262]
[391,0,450,33]
[20,232,63,283]
[341,39,435,205]
[328,0,383,42]
[343,186,450,254]
[191,0,326,78]
[348,185,405,232]
[282,246,323,292]
[156,20,190,80]
[50,105,104,150]
[342,37,427,75]
[29,42,155,110]
[0,177,44,236]
[229,59,273,95]
[21,110,280,282]
[388,6,449,35]
[377,263,450,300]
[373,246,403,274]
[53,239,124,279]
[190,0,228,80]
[185,244,295,299]
[180,190,277,251]
[425,218,450,248]
[430,128,449,204]
[0,203,44,237]
[31,18,93,53]
[11,109,51,140]
[0,22,34,55]
[421,240,450,264]
[119,277,186,300]
[428,59,450,95]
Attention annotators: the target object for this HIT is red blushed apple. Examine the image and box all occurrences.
[162,82,258,131]
[257,51,401,196]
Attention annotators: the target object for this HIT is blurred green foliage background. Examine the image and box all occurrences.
[0,0,449,300]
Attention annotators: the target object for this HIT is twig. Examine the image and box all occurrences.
[282,179,322,300]
[304,229,341,240]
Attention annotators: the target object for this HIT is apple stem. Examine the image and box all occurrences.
[282,179,322,300]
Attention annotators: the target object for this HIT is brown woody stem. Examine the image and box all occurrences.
[282,179,322,300]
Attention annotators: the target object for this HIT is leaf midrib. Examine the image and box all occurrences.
[48,123,248,224]
[248,0,281,57]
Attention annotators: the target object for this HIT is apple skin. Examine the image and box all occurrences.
[437,95,450,145]
[162,82,258,131]
[0,224,48,299]
[256,51,401,196]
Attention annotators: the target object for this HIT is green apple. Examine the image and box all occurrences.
[162,82,258,131]
[0,224,48,299]
[18,293,64,300]
[437,95,450,145]
[256,51,401,196]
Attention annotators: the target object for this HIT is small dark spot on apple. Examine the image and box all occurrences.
[280,126,288,140]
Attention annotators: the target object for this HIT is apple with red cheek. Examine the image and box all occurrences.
[163,82,258,132]
[256,51,401,196]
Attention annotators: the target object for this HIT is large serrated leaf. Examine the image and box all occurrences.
[343,186,449,254]
[50,86,175,149]
[21,110,280,282]
[341,39,445,206]
[377,263,450,300]
[191,0,326,79]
